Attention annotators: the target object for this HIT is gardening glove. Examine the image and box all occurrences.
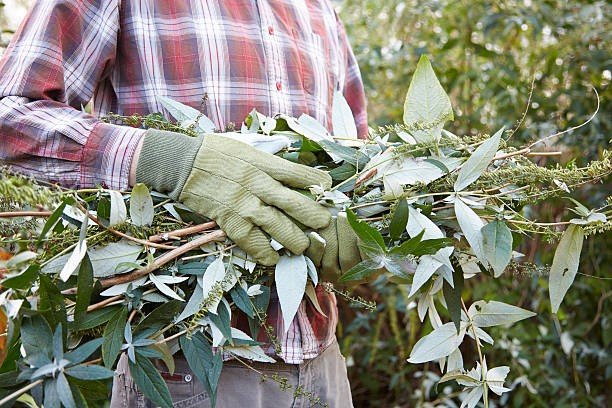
[305,212,362,281]
[135,130,332,266]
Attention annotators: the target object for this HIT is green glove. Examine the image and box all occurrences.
[305,212,362,281]
[136,130,332,265]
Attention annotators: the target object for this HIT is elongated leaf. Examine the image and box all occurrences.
[130,183,154,226]
[65,338,103,365]
[338,259,383,282]
[108,190,127,227]
[180,332,217,407]
[230,286,255,318]
[549,225,584,313]
[158,95,215,134]
[44,240,143,278]
[454,199,487,265]
[44,379,60,408]
[389,199,409,241]
[275,254,308,332]
[129,353,173,408]
[409,256,442,297]
[469,300,536,328]
[454,127,503,192]
[223,345,275,363]
[37,201,67,244]
[56,372,76,408]
[407,206,444,240]
[175,283,204,323]
[75,306,120,330]
[408,322,466,364]
[59,239,87,282]
[74,254,94,327]
[1,263,39,290]
[148,273,184,301]
[38,274,67,338]
[332,90,358,140]
[208,301,233,345]
[318,139,369,169]
[21,316,52,365]
[443,259,465,332]
[346,209,386,251]
[102,307,128,367]
[403,55,453,137]
[481,220,513,277]
[65,364,114,381]
[136,301,182,333]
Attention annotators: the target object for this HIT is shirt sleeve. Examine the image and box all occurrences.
[335,12,368,139]
[0,0,145,190]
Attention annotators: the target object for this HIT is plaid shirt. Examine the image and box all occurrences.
[0,0,367,364]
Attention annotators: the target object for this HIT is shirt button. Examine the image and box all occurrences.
[268,26,274,35]
[184,374,192,383]
[276,81,282,91]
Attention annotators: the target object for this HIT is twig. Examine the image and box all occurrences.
[148,221,218,243]
[84,212,176,250]
[0,211,52,218]
[507,74,536,140]
[87,295,123,312]
[582,291,611,337]
[99,231,226,288]
[528,86,600,149]
[182,243,238,260]
[0,379,44,406]
[526,151,562,157]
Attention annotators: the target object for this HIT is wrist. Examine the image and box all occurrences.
[134,130,203,198]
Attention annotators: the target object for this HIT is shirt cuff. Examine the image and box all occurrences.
[82,122,146,190]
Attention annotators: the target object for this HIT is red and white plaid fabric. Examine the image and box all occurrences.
[0,0,367,364]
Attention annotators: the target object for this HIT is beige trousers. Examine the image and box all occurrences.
[109,340,353,408]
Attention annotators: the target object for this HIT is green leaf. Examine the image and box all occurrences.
[130,183,154,226]
[21,316,52,365]
[318,139,369,169]
[403,55,453,138]
[275,253,308,333]
[230,286,255,318]
[469,300,536,328]
[65,338,103,365]
[38,274,67,337]
[338,259,383,282]
[65,364,114,381]
[108,190,127,227]
[454,199,487,265]
[44,378,60,408]
[454,127,503,192]
[549,225,584,314]
[56,372,76,408]
[37,201,67,245]
[158,95,215,134]
[180,332,219,407]
[408,322,465,364]
[136,300,182,333]
[481,220,513,277]
[332,90,358,140]
[74,254,94,327]
[346,209,386,252]
[443,259,465,333]
[208,302,233,346]
[128,353,173,408]
[102,307,128,367]
[329,163,357,181]
[1,263,39,290]
[389,199,409,241]
[73,307,120,330]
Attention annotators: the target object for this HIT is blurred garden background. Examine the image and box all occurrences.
[1,0,610,406]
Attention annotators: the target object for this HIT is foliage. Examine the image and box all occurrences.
[336,0,610,161]
[1,56,610,407]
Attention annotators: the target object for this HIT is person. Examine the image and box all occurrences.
[0,1,367,407]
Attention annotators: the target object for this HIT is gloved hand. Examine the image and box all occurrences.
[305,212,362,281]
[135,130,332,266]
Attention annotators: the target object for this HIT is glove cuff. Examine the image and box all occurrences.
[135,130,203,199]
